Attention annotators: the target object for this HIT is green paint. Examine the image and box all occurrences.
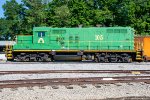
[13,27,134,51]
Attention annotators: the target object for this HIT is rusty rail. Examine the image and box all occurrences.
[0,76,150,88]
[0,70,150,75]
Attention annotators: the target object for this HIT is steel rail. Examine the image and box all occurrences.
[1,61,150,65]
[0,76,150,88]
[0,70,150,75]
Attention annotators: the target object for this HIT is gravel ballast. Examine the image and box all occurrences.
[0,62,150,100]
[0,73,148,81]
[0,83,150,100]
[0,62,150,71]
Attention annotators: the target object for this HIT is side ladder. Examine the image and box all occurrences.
[136,50,143,61]
[5,45,13,60]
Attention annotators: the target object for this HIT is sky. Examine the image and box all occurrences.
[0,0,21,18]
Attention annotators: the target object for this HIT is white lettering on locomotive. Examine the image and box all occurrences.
[95,35,103,40]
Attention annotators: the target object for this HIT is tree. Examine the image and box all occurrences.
[22,0,47,33]
[2,0,24,39]
[0,0,150,39]
[0,18,12,40]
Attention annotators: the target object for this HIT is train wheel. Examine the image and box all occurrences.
[121,53,132,63]
[126,57,132,63]
[104,58,109,63]
[95,57,99,63]
[124,56,132,63]
[15,55,20,62]
[37,57,42,62]
[109,54,118,63]
[25,57,30,62]
[143,56,148,62]
[46,57,52,62]
[129,58,133,63]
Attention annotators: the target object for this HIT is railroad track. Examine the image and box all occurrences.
[0,76,150,89]
[1,61,150,65]
[1,70,150,89]
[0,61,94,64]
[0,70,150,75]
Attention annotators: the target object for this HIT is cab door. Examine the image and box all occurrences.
[33,31,49,44]
[37,31,46,43]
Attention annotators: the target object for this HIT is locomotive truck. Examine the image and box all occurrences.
[6,27,144,62]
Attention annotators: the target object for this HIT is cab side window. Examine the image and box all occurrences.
[38,32,45,37]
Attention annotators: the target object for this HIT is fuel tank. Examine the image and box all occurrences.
[54,55,82,61]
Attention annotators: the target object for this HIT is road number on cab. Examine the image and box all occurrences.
[95,35,103,40]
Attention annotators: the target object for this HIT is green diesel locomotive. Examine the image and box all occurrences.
[6,27,140,62]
